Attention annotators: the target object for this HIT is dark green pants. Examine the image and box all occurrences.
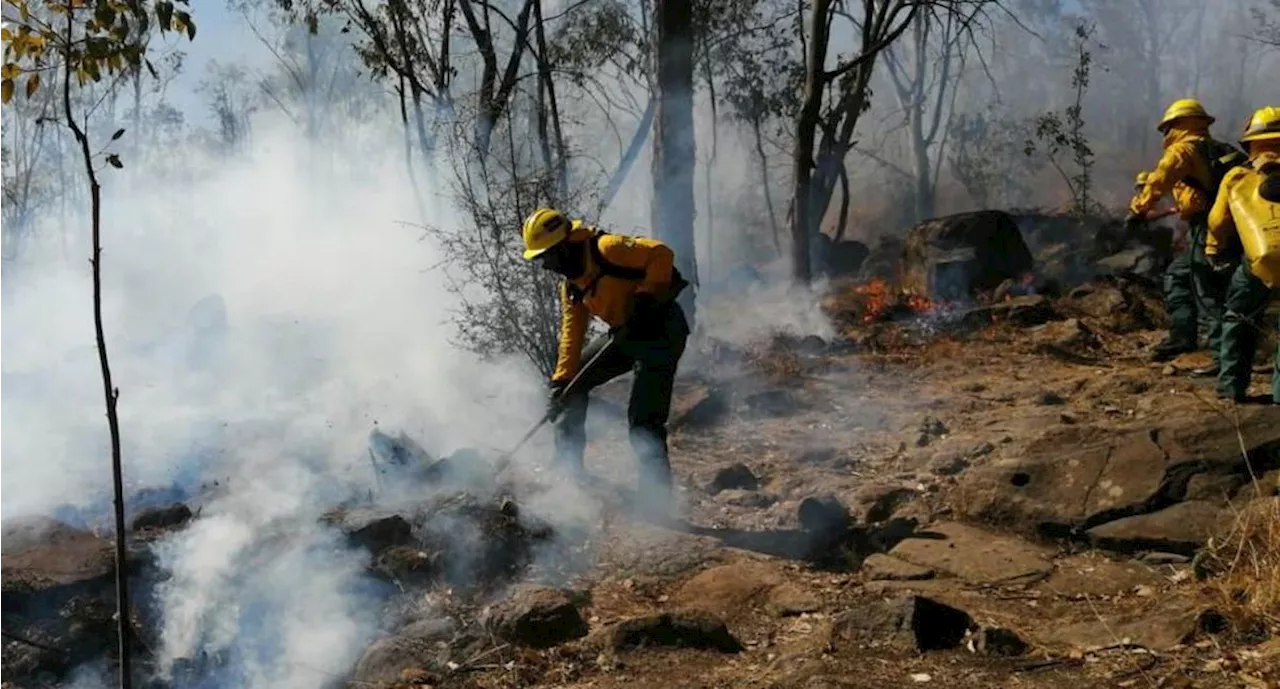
[1218,263,1278,402]
[1164,219,1229,362]
[554,303,690,490]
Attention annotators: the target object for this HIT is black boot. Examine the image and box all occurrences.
[1150,336,1196,362]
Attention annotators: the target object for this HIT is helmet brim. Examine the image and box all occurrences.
[1241,131,1280,147]
[1158,114,1215,133]
[523,246,550,261]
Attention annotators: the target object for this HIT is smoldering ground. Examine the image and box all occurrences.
[0,108,591,687]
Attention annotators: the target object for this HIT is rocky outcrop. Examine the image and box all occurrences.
[902,210,1035,300]
[957,408,1280,553]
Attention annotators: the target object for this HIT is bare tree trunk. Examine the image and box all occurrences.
[60,15,131,688]
[601,99,655,211]
[651,0,699,302]
[791,0,832,285]
[751,115,782,255]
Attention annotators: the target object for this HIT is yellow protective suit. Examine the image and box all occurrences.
[1129,127,1214,220]
[552,227,676,383]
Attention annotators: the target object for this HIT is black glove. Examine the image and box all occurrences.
[1206,255,1233,274]
[546,381,568,421]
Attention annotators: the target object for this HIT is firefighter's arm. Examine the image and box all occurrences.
[551,282,589,384]
[598,234,675,296]
[1205,169,1241,259]
[1129,143,1197,216]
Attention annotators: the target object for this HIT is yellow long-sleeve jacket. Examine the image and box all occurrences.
[1129,128,1214,219]
[1207,146,1280,258]
[552,226,676,383]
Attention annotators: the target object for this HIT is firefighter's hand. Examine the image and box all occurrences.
[546,381,568,422]
[1206,255,1233,275]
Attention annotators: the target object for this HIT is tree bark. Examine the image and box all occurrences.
[651,0,699,304]
[791,0,832,285]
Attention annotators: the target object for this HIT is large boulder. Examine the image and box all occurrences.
[957,407,1280,550]
[902,210,1035,300]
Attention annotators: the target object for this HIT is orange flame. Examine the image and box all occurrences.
[851,278,936,323]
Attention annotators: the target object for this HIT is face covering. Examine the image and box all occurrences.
[538,241,587,279]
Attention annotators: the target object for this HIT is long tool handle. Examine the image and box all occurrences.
[499,332,620,464]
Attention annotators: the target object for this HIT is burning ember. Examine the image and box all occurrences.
[849,278,937,323]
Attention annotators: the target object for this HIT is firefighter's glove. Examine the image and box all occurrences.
[1206,255,1233,275]
[1123,212,1144,233]
[625,292,664,340]
[546,381,569,422]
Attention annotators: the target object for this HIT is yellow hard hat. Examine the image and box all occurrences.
[1239,106,1280,146]
[1157,98,1215,133]
[521,207,572,260]
[1134,171,1149,187]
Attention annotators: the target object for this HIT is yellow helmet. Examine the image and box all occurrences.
[1134,171,1149,188]
[1157,98,1215,133]
[521,207,572,260]
[1239,106,1280,147]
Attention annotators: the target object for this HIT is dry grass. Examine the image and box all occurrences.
[1197,494,1280,637]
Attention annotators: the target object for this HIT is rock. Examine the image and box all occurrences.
[848,483,918,524]
[960,295,1060,328]
[670,385,730,431]
[482,585,588,648]
[1035,391,1066,406]
[957,410,1280,538]
[927,453,970,477]
[706,463,759,494]
[798,496,851,534]
[829,595,972,652]
[594,612,743,653]
[672,561,816,619]
[1032,318,1100,351]
[323,509,414,556]
[1088,501,1231,555]
[765,584,822,617]
[398,617,457,641]
[1037,554,1165,597]
[0,519,127,684]
[861,554,935,581]
[130,502,194,532]
[716,489,777,508]
[976,626,1029,657]
[2,519,116,590]
[901,210,1035,300]
[350,636,443,683]
[888,522,1053,586]
[373,546,439,586]
[1036,600,1203,652]
[919,415,949,439]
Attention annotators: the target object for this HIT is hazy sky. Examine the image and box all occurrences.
[165,1,273,125]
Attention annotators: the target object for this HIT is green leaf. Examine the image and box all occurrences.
[106,153,123,168]
[155,1,173,30]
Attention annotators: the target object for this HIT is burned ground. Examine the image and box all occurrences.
[3,218,1279,689]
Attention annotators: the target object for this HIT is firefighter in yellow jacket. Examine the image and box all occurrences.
[1127,98,1229,369]
[521,207,691,500]
[1206,106,1280,404]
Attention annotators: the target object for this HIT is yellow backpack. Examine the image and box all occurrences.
[1227,161,1280,288]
